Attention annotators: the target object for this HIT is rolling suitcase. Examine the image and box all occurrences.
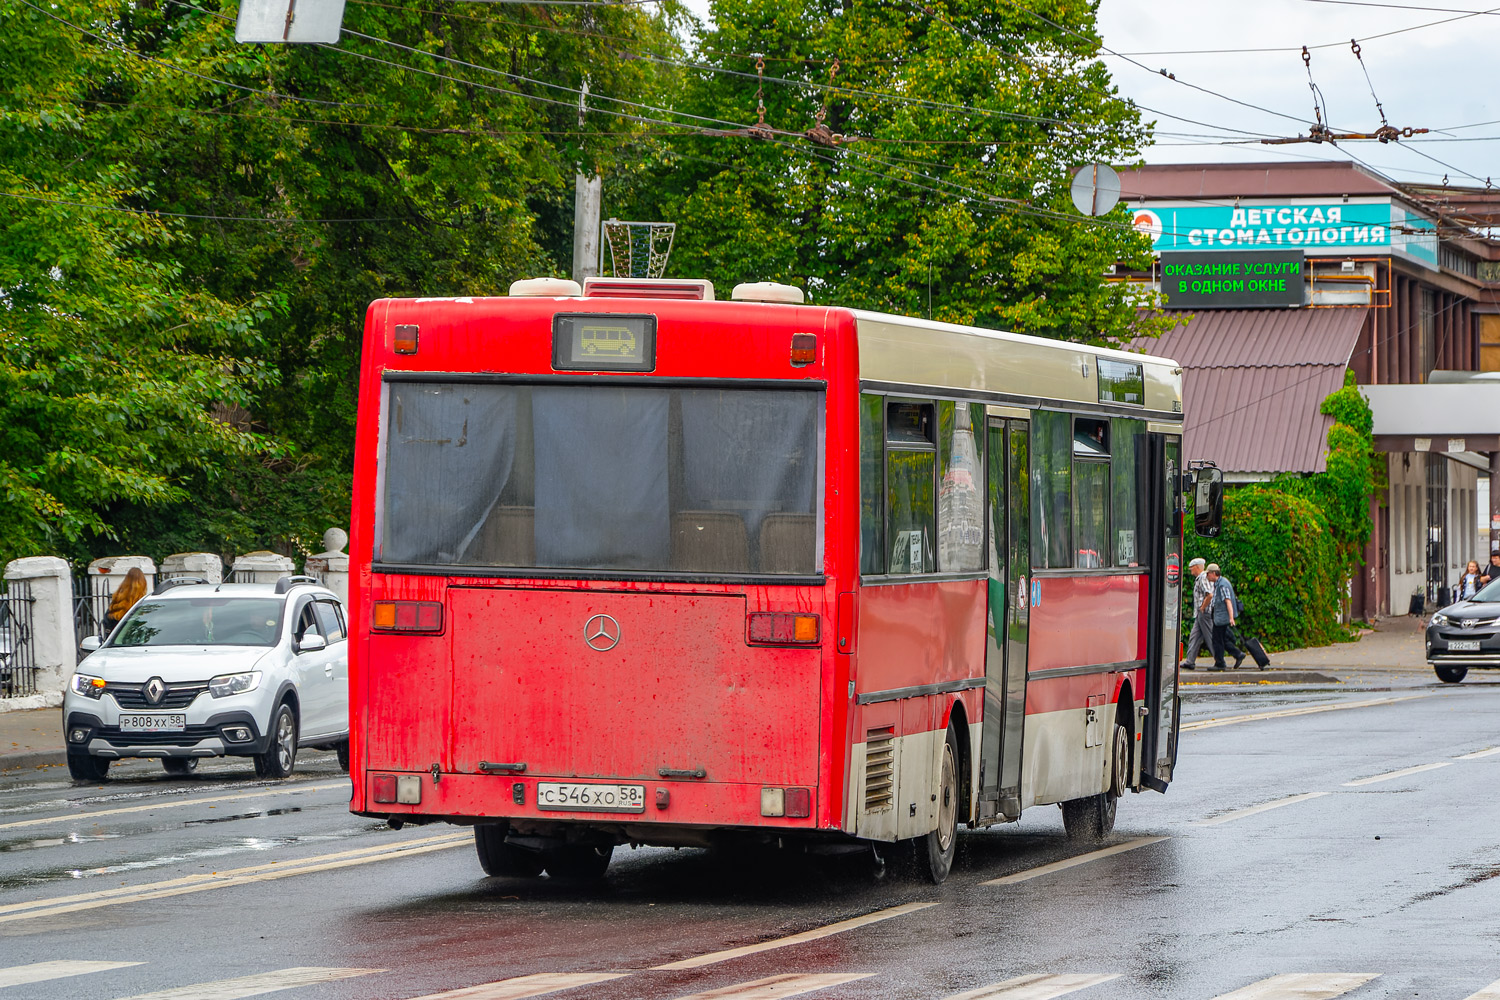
[1240,632,1270,669]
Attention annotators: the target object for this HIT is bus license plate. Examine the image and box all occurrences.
[1449,640,1482,652]
[536,782,645,813]
[119,713,187,733]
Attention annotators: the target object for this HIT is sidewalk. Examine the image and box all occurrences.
[0,706,63,771]
[1182,614,1428,685]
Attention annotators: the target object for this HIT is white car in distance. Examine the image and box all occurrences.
[64,577,350,782]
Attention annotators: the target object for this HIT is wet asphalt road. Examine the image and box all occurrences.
[2,672,1499,1000]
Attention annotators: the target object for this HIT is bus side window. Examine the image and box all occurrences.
[1111,418,1146,566]
[1072,417,1110,568]
[886,400,936,574]
[937,400,985,573]
[1030,411,1072,569]
[860,393,885,575]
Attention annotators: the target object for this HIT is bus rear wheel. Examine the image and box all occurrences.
[474,824,544,878]
[916,725,960,884]
[1435,665,1468,683]
[542,844,614,881]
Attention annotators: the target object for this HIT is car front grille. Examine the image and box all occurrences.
[105,682,208,710]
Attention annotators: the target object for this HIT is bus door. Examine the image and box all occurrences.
[1140,434,1182,790]
[980,417,1030,821]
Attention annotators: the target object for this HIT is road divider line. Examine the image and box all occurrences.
[0,781,347,832]
[408,972,632,1000]
[672,973,874,999]
[1459,979,1500,999]
[116,966,380,1000]
[1196,792,1331,827]
[1343,761,1452,786]
[1208,972,1379,999]
[982,837,1168,886]
[0,960,143,989]
[1182,694,1433,732]
[0,834,470,924]
[651,902,937,971]
[1456,747,1500,760]
[942,973,1121,999]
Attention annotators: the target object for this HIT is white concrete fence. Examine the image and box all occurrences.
[1,528,348,710]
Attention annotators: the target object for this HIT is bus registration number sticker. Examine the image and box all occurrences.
[536,782,646,813]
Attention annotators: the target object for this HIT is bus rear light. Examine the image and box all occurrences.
[760,787,784,817]
[747,613,820,645]
[582,277,714,300]
[373,775,397,803]
[784,787,811,818]
[393,324,419,354]
[790,333,817,366]
[372,601,443,633]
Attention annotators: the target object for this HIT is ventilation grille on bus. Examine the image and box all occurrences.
[864,726,895,812]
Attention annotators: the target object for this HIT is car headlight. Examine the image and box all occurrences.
[208,671,262,698]
[70,674,106,699]
[1430,613,1450,626]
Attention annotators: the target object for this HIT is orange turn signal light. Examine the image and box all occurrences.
[747,612,820,645]
[393,324,419,355]
[790,333,816,367]
[372,600,443,633]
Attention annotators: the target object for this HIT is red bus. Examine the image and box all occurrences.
[348,276,1217,883]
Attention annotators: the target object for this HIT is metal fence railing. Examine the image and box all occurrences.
[73,577,110,656]
[1,579,37,698]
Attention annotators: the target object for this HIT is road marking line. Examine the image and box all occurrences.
[0,834,470,924]
[1208,973,1380,999]
[1196,792,1331,826]
[1456,747,1500,760]
[1343,761,1452,786]
[0,960,142,989]
[399,972,632,999]
[651,903,937,971]
[942,973,1121,999]
[672,973,874,1000]
[1182,694,1433,732]
[981,836,1169,886]
[0,781,347,831]
[116,967,379,1000]
[0,831,468,916]
[1459,980,1500,999]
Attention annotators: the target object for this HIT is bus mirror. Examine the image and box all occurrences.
[1194,467,1224,538]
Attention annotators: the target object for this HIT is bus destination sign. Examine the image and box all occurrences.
[552,313,657,371]
[1160,249,1305,310]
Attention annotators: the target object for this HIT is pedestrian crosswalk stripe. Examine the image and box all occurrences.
[652,902,936,970]
[113,966,381,1000]
[1459,980,1500,1000]
[0,961,142,990]
[942,973,1120,999]
[1344,762,1451,786]
[981,837,1169,886]
[670,973,873,999]
[406,972,631,999]
[1207,973,1380,999]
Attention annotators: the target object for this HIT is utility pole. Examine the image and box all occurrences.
[572,172,601,285]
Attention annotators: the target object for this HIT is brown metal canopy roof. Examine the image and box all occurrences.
[1129,308,1368,475]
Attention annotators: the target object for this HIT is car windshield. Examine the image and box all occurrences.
[1469,581,1500,603]
[108,598,285,648]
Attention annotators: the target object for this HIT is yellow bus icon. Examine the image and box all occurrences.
[581,326,638,357]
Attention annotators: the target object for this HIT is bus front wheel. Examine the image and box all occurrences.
[917,725,960,884]
[474,824,544,878]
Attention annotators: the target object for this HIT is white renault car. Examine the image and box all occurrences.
[63,577,350,782]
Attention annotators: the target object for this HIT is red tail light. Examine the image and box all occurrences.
[393,324,419,354]
[747,613,819,645]
[372,775,397,803]
[784,787,811,818]
[790,333,817,367]
[372,601,443,633]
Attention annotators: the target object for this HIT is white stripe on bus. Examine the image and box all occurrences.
[406,972,631,999]
[651,903,937,971]
[115,967,379,1000]
[0,961,141,990]
[1207,973,1380,1000]
[1195,792,1330,826]
[942,973,1121,1000]
[1343,761,1452,786]
[981,837,1168,886]
[671,973,874,999]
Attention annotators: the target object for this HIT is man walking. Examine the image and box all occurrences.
[1180,557,1213,670]
[1207,563,1245,671]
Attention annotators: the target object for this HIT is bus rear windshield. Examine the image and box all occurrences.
[380,382,822,575]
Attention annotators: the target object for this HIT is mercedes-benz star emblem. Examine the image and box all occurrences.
[143,677,166,705]
[584,614,620,652]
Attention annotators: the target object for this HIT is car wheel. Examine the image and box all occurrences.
[1435,665,1468,684]
[542,844,614,881]
[474,824,544,878]
[66,753,110,783]
[916,724,960,884]
[335,740,350,772]
[161,758,198,777]
[253,703,298,779]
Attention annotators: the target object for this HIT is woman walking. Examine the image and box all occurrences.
[103,567,148,632]
[1457,560,1484,602]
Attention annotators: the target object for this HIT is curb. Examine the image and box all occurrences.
[0,749,65,771]
[1182,670,1340,686]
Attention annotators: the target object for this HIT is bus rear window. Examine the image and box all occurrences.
[379,383,822,576]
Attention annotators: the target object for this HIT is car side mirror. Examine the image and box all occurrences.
[298,633,327,653]
[80,636,102,652]
[1194,466,1224,538]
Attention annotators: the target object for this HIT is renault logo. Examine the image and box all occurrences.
[143,677,167,705]
[584,614,620,652]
